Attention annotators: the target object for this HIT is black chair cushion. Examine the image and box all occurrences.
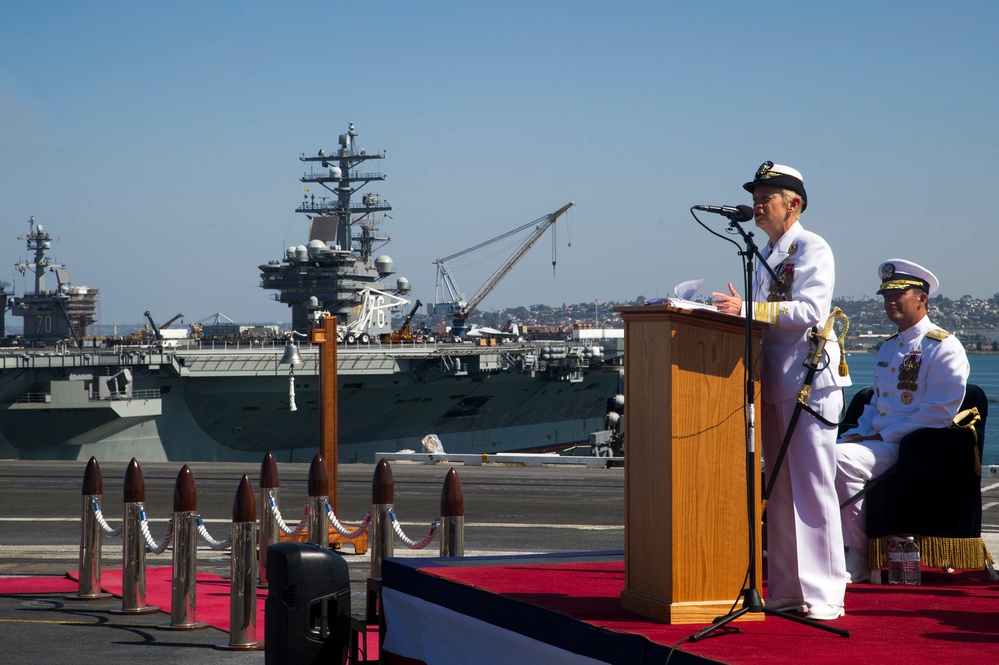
[864,384,987,540]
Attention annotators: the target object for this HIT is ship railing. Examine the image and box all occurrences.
[11,387,161,405]
[0,351,108,370]
[176,337,437,354]
[12,392,50,404]
[295,200,391,214]
[104,388,161,402]
[32,336,588,362]
[0,347,186,370]
[298,169,387,184]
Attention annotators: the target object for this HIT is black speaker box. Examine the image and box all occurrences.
[265,542,351,665]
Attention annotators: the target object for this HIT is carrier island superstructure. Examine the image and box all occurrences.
[0,124,621,463]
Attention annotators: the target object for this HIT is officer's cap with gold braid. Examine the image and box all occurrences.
[743,161,808,211]
[876,259,939,295]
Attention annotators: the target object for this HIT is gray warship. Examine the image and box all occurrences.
[0,124,621,463]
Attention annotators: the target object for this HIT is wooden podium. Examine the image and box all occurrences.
[615,304,766,624]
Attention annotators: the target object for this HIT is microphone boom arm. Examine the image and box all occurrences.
[724,217,781,285]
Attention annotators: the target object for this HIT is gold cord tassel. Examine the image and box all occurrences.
[819,306,851,377]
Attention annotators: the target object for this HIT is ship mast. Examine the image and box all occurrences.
[16,216,61,296]
[297,122,392,260]
[260,123,411,335]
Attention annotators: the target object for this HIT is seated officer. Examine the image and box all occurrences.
[835,259,969,583]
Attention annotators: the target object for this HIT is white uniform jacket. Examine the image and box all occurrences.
[841,316,969,443]
[747,221,852,404]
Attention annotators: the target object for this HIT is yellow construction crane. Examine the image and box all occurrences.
[143,311,184,341]
[390,299,423,342]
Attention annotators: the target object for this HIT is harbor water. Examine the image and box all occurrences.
[843,352,999,466]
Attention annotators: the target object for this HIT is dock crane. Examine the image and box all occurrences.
[390,299,423,342]
[143,311,184,341]
[430,201,574,339]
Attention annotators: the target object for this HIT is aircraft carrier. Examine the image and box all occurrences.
[0,124,622,463]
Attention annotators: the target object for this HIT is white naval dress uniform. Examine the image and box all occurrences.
[836,316,969,549]
[747,221,852,609]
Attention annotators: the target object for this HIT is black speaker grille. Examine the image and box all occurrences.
[281,585,297,607]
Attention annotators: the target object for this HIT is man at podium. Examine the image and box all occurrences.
[712,162,852,621]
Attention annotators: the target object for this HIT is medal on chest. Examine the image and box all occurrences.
[897,350,922,392]
[768,261,795,302]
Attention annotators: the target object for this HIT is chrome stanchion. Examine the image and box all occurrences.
[258,451,279,588]
[308,453,330,548]
[370,459,394,579]
[440,467,465,557]
[215,475,264,651]
[67,457,112,600]
[160,465,208,630]
[111,458,159,615]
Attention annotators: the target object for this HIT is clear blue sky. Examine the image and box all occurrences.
[2,1,997,327]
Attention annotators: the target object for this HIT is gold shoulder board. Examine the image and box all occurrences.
[925,329,950,341]
[885,332,899,341]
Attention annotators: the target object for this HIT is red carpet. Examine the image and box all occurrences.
[0,575,79,595]
[382,553,999,665]
[4,568,377,662]
[0,567,268,636]
[85,566,267,635]
[9,557,999,664]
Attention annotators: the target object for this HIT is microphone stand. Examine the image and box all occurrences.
[689,212,850,641]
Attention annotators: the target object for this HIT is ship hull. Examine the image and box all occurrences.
[0,342,620,463]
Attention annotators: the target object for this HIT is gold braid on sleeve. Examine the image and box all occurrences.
[753,301,785,327]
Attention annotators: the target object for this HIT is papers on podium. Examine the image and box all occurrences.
[646,278,719,312]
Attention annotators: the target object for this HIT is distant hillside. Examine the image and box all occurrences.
[7,294,999,350]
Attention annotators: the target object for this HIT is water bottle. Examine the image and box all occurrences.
[887,536,904,585]
[903,536,921,585]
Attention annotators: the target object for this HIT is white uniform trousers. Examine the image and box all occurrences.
[835,439,900,549]
[763,387,846,607]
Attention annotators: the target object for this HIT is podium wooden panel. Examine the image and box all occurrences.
[615,304,765,624]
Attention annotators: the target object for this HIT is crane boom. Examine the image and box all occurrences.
[429,201,574,340]
[402,299,422,331]
[160,313,184,329]
[142,311,184,341]
[464,201,573,315]
[391,299,423,342]
[143,310,160,340]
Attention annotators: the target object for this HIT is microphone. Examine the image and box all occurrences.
[694,204,754,222]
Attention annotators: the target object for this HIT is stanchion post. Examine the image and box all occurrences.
[160,465,208,630]
[356,458,394,654]
[111,458,159,615]
[67,457,112,600]
[258,450,279,587]
[370,459,394,579]
[440,467,465,557]
[307,453,330,548]
[215,475,264,651]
